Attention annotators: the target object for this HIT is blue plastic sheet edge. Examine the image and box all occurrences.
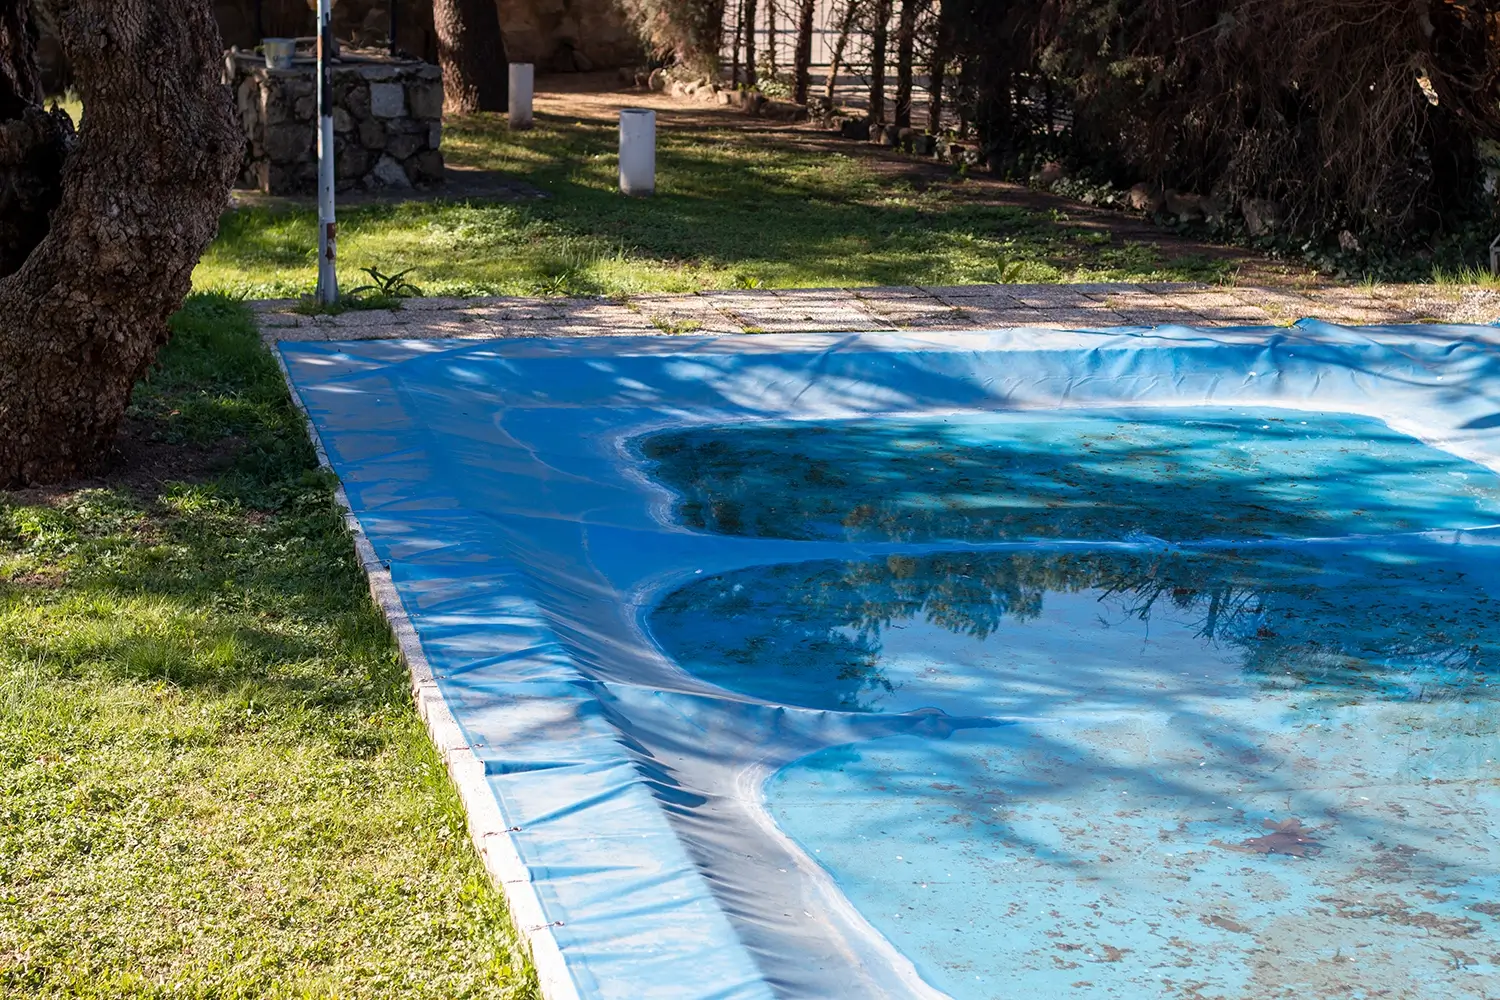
[275,320,1500,1000]
[270,347,595,1000]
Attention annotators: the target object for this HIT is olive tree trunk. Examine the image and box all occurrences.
[433,0,510,113]
[0,0,242,486]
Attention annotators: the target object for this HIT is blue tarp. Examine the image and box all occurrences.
[280,323,1500,999]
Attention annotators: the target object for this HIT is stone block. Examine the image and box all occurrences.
[840,118,871,141]
[358,64,401,81]
[1241,198,1285,237]
[332,107,353,133]
[264,123,313,163]
[360,118,387,150]
[1034,161,1066,187]
[343,82,371,119]
[370,82,406,118]
[267,160,316,194]
[371,154,412,188]
[428,122,443,149]
[261,87,293,126]
[336,144,373,180]
[280,75,315,100]
[762,99,808,122]
[407,81,443,120]
[294,95,315,120]
[1126,182,1165,214]
[408,150,445,186]
[386,130,426,160]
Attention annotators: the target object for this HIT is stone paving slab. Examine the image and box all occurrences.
[258,283,1500,345]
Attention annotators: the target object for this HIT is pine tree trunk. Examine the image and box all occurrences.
[765,0,777,78]
[824,0,861,108]
[743,0,759,87]
[0,0,242,485]
[868,0,891,122]
[893,0,917,128]
[792,0,816,105]
[926,0,949,132]
[433,0,509,113]
[730,0,743,85]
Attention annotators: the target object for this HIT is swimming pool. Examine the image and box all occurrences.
[281,324,1500,999]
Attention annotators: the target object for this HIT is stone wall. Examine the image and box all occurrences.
[229,52,444,195]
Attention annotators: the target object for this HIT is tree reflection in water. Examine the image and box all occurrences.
[652,545,1500,712]
[640,411,1500,543]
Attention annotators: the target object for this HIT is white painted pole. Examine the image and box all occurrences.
[315,0,339,304]
[618,109,655,197]
[508,63,534,129]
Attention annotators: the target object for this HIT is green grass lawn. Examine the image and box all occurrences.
[194,112,1233,299]
[0,297,537,999]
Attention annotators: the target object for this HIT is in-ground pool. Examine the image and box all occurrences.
[281,325,1500,1000]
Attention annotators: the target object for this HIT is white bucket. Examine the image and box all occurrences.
[508,63,535,129]
[262,38,296,70]
[619,109,656,197]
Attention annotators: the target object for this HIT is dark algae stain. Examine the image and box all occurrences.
[1213,818,1325,858]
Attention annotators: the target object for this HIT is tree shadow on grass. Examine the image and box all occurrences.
[0,295,411,736]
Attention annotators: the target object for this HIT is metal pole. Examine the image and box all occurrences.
[316,0,339,304]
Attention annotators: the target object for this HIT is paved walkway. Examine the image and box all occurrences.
[258,282,1500,342]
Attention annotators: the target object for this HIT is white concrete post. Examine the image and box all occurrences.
[315,0,339,305]
[619,109,656,197]
[508,63,534,129]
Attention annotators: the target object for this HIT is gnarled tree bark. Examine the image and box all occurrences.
[0,1,71,278]
[0,0,242,485]
[432,0,509,113]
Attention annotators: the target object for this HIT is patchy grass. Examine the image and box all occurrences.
[0,296,538,1000]
[194,112,1234,298]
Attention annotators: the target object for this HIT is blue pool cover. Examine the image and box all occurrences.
[280,323,1500,999]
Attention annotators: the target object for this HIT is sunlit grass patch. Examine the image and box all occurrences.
[0,296,537,999]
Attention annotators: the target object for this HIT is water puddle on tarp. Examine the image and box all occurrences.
[646,409,1500,999]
